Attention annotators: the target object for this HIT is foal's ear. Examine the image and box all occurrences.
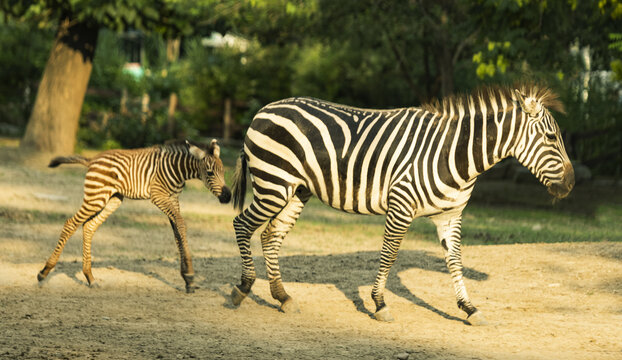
[186,140,207,160]
[513,89,542,117]
[208,139,221,158]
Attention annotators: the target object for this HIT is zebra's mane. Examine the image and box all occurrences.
[158,140,197,155]
[420,83,565,120]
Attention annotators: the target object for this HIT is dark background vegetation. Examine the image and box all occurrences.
[0,0,621,178]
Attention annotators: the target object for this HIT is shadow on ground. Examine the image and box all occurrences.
[45,250,488,324]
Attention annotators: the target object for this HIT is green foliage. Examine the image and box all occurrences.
[557,75,622,176]
[78,30,194,149]
[178,36,256,134]
[0,0,225,35]
[0,19,52,132]
[1,0,621,176]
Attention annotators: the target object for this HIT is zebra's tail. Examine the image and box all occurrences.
[231,151,247,213]
[48,156,90,168]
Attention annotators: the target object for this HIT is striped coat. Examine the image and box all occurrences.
[230,84,574,324]
[37,140,230,293]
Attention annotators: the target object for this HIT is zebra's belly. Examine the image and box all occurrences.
[311,189,388,215]
[117,187,150,200]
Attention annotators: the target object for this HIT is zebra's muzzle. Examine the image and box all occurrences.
[218,186,232,204]
[547,164,575,199]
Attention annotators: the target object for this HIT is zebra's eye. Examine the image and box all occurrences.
[545,132,557,142]
[206,171,214,177]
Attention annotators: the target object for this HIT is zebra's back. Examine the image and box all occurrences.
[85,147,160,200]
[247,97,426,214]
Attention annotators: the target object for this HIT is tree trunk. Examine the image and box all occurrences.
[438,45,454,97]
[223,97,232,142]
[166,38,181,138]
[21,16,98,156]
[141,93,150,124]
[167,92,178,136]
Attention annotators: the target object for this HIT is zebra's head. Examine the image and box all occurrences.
[511,88,574,199]
[187,140,232,204]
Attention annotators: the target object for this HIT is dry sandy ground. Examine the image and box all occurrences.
[1,146,621,359]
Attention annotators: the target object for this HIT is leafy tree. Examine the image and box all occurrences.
[0,0,223,155]
[0,19,52,132]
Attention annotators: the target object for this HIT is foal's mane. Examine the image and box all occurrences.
[421,83,565,120]
[159,140,205,155]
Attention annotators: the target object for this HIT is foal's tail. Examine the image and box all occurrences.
[231,151,247,213]
[48,155,90,168]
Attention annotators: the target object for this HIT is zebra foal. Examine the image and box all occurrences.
[37,140,231,293]
[230,84,574,325]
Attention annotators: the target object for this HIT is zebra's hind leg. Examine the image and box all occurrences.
[81,194,123,287]
[431,214,487,326]
[231,196,289,306]
[371,200,413,322]
[152,194,196,293]
[38,199,106,283]
[260,189,310,313]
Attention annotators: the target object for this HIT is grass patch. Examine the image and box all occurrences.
[285,181,622,246]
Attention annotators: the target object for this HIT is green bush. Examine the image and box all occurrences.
[0,20,53,133]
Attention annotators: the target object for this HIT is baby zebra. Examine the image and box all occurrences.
[37,140,231,293]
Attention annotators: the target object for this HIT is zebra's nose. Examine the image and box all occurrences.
[564,165,575,191]
[218,187,231,204]
[547,162,574,199]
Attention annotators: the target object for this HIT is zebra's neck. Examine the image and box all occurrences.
[438,95,523,186]
[182,153,202,181]
[159,145,203,183]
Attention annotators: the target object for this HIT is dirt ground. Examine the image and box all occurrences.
[1,144,621,360]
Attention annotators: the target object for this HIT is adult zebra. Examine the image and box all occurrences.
[37,140,231,293]
[230,84,574,325]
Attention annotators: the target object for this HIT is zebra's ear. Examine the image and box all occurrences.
[514,89,542,117]
[209,139,221,158]
[186,140,207,160]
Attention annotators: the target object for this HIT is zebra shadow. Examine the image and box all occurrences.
[45,250,488,324]
[274,250,488,323]
[196,250,488,324]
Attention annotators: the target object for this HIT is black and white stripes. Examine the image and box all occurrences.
[230,84,574,324]
[38,140,231,293]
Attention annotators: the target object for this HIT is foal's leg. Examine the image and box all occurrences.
[152,194,195,293]
[260,189,311,312]
[431,214,487,325]
[38,198,107,282]
[231,195,289,306]
[81,194,123,286]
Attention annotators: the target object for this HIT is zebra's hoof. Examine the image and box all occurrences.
[279,298,300,313]
[37,272,46,283]
[467,310,488,326]
[373,306,395,322]
[88,281,100,289]
[231,286,248,306]
[185,284,199,293]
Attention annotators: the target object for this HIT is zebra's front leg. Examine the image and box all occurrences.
[260,191,309,313]
[431,215,487,326]
[152,195,196,293]
[371,204,413,322]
